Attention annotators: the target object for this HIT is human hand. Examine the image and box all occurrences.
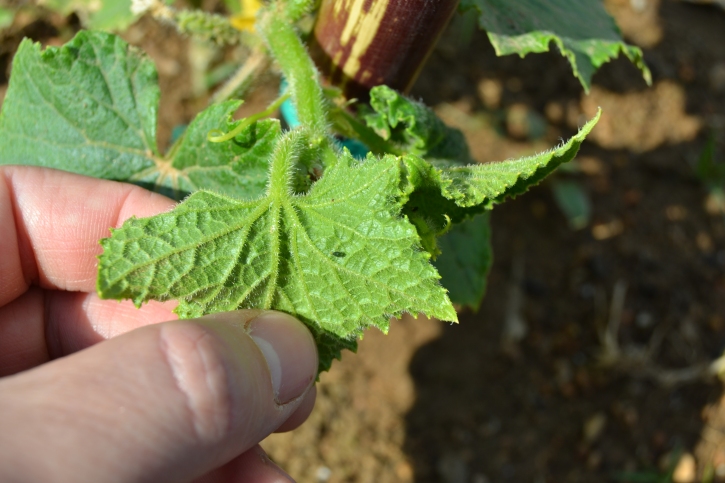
[0,166,318,483]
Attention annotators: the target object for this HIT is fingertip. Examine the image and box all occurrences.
[194,445,294,483]
[1,166,176,293]
[274,384,317,433]
[245,312,318,405]
[199,311,318,406]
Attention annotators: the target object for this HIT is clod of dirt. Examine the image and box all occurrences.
[605,0,664,48]
[583,412,608,444]
[672,452,696,483]
[578,81,702,152]
[711,63,725,92]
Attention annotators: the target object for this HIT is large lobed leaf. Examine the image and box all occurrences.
[98,136,458,372]
[461,0,652,92]
[0,31,277,201]
[0,32,159,180]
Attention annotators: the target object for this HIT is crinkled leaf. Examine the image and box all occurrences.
[0,32,159,180]
[98,139,457,372]
[434,213,492,310]
[0,31,278,201]
[364,85,471,164]
[402,112,600,253]
[441,111,601,208]
[40,0,136,31]
[131,101,281,200]
[461,0,652,92]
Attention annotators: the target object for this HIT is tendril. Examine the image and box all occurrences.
[207,92,290,143]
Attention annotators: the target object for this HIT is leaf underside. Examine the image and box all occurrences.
[461,0,652,92]
[98,144,458,372]
[0,30,602,372]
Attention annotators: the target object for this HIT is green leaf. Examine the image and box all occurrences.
[0,31,159,180]
[696,132,725,189]
[0,31,279,201]
[0,7,14,30]
[439,110,601,208]
[551,178,591,230]
[461,0,652,92]
[434,213,492,310]
[132,101,281,200]
[364,85,471,164]
[402,111,600,250]
[98,134,457,372]
[39,0,136,31]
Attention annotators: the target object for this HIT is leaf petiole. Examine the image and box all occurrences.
[207,92,290,143]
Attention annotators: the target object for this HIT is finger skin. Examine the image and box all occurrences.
[0,166,175,300]
[275,384,317,433]
[0,167,320,481]
[193,445,294,483]
[0,166,177,373]
[0,288,177,376]
[0,312,317,483]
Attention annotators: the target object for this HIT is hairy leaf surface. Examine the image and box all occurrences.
[132,101,281,200]
[0,32,159,180]
[98,139,457,372]
[434,213,492,310]
[403,112,600,252]
[364,86,471,164]
[440,111,601,208]
[0,31,278,200]
[461,0,651,91]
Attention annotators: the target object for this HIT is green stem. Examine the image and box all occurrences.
[207,93,290,143]
[268,130,303,200]
[258,6,329,146]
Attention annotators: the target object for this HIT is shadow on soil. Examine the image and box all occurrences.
[404,2,725,482]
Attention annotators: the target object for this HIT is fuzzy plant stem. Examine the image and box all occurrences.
[257,5,337,166]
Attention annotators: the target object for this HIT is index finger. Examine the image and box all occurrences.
[0,166,176,306]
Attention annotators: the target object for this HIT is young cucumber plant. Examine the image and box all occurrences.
[0,0,647,372]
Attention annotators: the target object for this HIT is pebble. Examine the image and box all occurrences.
[583,412,607,443]
[711,62,725,92]
[672,453,696,483]
[315,466,332,482]
[477,79,503,110]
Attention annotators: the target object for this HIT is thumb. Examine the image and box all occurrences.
[0,310,318,483]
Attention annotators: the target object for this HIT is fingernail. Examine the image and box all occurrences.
[248,312,317,404]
